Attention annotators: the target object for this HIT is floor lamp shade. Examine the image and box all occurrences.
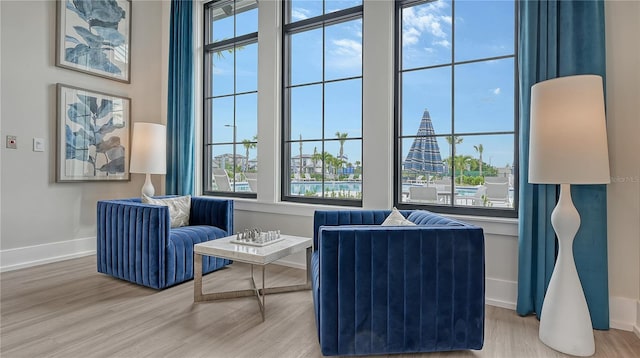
[529,75,610,357]
[129,123,167,197]
[529,75,610,184]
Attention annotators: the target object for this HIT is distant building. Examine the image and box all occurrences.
[403,109,445,175]
[213,153,246,169]
[290,154,321,174]
[247,158,258,171]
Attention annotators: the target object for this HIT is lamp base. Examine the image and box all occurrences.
[539,183,594,356]
[141,173,155,197]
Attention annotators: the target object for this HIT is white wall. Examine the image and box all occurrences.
[604,0,640,333]
[0,0,167,270]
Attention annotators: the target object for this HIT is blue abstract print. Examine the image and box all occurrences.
[64,0,127,75]
[65,93,126,176]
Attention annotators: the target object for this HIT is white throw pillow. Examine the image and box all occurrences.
[142,194,191,228]
[381,207,416,226]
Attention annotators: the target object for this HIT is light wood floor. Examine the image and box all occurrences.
[1,256,639,358]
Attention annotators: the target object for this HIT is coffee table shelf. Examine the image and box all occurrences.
[193,234,312,321]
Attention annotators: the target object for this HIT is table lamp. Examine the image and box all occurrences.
[129,122,167,197]
[529,74,610,356]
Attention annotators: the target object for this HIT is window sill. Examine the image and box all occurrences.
[230,198,518,237]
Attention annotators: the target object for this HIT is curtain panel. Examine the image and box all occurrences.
[517,0,609,329]
[166,0,195,195]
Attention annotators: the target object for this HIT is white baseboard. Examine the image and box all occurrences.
[485,277,517,310]
[0,237,96,272]
[609,296,638,332]
[636,301,640,339]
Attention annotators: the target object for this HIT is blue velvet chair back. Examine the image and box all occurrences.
[312,209,485,355]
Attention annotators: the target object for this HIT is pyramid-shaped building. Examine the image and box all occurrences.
[403,109,445,174]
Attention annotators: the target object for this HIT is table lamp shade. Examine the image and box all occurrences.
[529,75,610,184]
[129,122,166,174]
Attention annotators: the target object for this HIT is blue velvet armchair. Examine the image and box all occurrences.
[97,196,233,289]
[312,210,485,356]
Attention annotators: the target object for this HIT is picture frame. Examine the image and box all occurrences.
[56,84,131,182]
[56,0,132,83]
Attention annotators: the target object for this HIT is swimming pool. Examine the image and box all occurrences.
[229,181,363,194]
[288,181,362,195]
[231,181,513,199]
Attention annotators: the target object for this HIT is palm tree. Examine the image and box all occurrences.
[311,146,322,175]
[445,135,463,146]
[453,155,472,184]
[333,157,345,176]
[298,134,304,175]
[354,160,361,175]
[444,136,463,178]
[474,144,484,177]
[213,40,244,59]
[241,137,256,173]
[321,152,335,176]
[335,132,349,172]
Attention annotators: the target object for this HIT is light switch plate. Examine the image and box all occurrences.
[33,138,45,152]
[6,135,17,149]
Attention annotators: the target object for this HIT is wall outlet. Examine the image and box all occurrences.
[33,138,45,152]
[6,135,17,149]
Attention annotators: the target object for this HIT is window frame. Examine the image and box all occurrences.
[203,0,259,199]
[393,0,520,218]
[281,1,364,207]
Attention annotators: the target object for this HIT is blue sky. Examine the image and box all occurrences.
[210,0,515,169]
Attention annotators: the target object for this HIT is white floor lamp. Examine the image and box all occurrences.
[129,122,167,197]
[529,75,610,356]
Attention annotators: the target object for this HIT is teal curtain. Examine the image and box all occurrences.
[517,0,609,329]
[166,0,195,195]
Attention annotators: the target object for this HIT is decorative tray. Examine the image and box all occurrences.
[230,237,285,247]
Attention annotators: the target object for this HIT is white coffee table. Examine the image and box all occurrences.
[193,234,312,321]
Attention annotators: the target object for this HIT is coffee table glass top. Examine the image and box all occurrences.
[194,234,312,265]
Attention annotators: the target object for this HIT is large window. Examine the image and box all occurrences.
[204,0,258,197]
[395,0,517,217]
[282,0,364,206]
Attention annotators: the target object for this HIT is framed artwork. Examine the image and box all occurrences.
[57,84,131,182]
[56,0,132,83]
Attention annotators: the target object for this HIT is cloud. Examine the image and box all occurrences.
[481,88,502,102]
[402,1,452,48]
[291,8,310,21]
[433,39,450,49]
[213,66,228,75]
[327,38,362,70]
[403,27,421,46]
[325,21,362,71]
[332,39,362,57]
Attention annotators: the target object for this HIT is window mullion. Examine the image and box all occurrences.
[450,0,456,204]
[321,24,326,197]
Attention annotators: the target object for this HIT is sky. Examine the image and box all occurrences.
[209,0,515,170]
